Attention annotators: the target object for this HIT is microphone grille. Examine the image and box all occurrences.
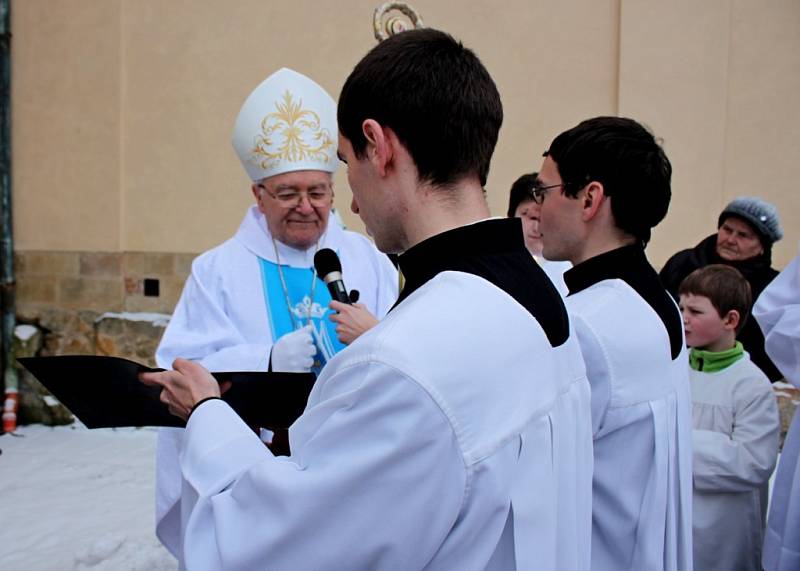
[314,248,342,276]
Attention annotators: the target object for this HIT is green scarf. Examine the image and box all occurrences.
[689,341,744,372]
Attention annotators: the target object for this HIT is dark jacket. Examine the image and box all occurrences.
[659,234,781,381]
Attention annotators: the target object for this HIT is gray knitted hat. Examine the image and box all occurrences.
[718,196,783,245]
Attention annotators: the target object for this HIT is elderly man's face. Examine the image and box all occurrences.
[716,217,764,262]
[252,170,333,250]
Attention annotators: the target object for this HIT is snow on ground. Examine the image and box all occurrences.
[0,423,176,571]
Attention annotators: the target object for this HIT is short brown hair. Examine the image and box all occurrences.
[678,264,752,333]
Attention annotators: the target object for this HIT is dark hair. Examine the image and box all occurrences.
[338,28,503,187]
[544,116,671,245]
[678,264,752,333]
[507,173,537,217]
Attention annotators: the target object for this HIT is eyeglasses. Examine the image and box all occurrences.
[529,182,564,205]
[259,184,333,208]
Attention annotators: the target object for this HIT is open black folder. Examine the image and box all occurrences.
[17,356,316,429]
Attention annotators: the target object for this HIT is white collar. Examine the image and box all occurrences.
[234,205,343,267]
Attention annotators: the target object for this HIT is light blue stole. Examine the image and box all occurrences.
[258,258,346,375]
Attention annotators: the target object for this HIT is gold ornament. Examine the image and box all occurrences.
[373,2,424,42]
[251,90,334,169]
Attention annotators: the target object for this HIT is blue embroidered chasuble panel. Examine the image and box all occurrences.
[258,258,346,375]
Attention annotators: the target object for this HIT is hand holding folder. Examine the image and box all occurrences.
[18,355,316,429]
[140,358,236,421]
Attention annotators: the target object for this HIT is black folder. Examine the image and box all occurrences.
[18,355,316,429]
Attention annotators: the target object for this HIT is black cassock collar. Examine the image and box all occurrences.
[564,244,683,359]
[396,218,569,348]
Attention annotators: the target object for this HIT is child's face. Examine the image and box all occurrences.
[679,293,730,350]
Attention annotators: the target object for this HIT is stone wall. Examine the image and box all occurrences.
[15,250,196,316]
[11,313,171,427]
[9,251,192,426]
[15,250,196,359]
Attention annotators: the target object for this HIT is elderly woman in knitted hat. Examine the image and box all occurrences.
[660,196,784,381]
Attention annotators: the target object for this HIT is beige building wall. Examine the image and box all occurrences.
[618,0,800,266]
[12,0,800,270]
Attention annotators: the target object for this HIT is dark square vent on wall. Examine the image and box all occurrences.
[143,278,160,297]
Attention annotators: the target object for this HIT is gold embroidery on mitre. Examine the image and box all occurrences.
[250,90,334,169]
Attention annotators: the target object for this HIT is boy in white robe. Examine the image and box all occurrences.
[142,28,594,570]
[679,264,779,571]
[535,117,694,570]
[753,248,800,571]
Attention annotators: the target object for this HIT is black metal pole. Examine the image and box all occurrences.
[0,0,15,432]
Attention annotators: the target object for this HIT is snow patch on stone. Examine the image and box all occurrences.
[14,324,38,341]
[96,312,171,327]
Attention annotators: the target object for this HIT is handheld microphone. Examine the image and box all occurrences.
[314,248,352,304]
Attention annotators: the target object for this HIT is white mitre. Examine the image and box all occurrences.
[232,68,338,181]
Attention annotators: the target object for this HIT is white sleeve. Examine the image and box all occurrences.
[156,269,272,372]
[692,381,780,492]
[178,364,465,570]
[571,315,612,436]
[753,251,800,387]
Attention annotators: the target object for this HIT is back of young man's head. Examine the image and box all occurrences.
[338,28,503,188]
[544,116,671,245]
[678,264,752,333]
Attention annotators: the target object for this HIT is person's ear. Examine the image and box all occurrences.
[722,309,741,332]
[362,119,392,176]
[580,181,606,222]
[251,183,267,214]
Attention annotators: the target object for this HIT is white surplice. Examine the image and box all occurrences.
[564,247,693,571]
[690,354,780,571]
[535,257,571,297]
[155,205,398,555]
[753,249,800,571]
[169,220,594,570]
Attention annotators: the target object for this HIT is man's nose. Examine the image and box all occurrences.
[350,196,359,214]
[295,196,315,214]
